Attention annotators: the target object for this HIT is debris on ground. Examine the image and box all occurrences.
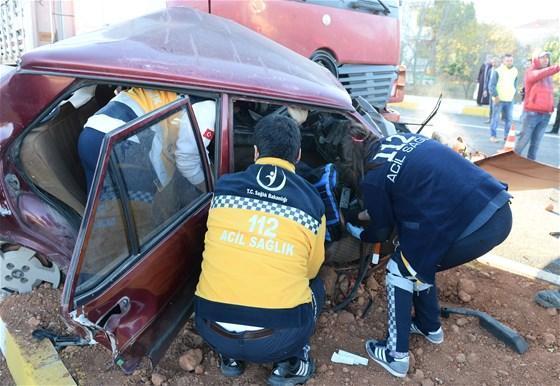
[1,263,559,385]
[535,289,560,309]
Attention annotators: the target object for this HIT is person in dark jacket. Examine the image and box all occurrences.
[550,99,559,134]
[476,55,493,106]
[343,125,512,378]
[515,52,560,159]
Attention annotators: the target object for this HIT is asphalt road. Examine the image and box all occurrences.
[398,108,560,167]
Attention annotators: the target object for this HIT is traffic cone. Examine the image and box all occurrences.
[501,124,517,152]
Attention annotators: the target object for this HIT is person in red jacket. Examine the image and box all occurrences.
[515,52,560,160]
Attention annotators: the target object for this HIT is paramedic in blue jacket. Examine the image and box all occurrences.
[195,115,326,386]
[344,124,512,378]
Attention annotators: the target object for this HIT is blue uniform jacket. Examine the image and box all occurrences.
[359,134,507,283]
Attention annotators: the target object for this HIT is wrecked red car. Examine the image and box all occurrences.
[0,8,386,370]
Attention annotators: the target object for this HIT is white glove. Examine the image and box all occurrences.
[346,222,364,240]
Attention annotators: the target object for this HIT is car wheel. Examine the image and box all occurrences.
[310,50,339,78]
[0,242,61,296]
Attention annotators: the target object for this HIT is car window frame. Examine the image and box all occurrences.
[62,96,214,307]
[228,95,378,172]
[13,76,222,226]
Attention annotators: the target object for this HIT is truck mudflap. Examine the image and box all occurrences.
[475,151,560,191]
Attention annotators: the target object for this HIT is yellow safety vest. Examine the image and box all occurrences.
[495,65,518,102]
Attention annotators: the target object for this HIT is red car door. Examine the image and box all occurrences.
[61,96,214,372]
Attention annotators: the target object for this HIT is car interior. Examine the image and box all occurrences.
[18,85,378,278]
[231,99,363,172]
[20,85,115,216]
[19,84,217,218]
[231,99,379,264]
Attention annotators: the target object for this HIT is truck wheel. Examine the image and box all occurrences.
[310,50,338,78]
[0,241,61,296]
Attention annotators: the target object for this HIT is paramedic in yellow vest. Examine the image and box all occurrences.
[488,54,519,142]
[78,88,215,193]
[195,114,326,385]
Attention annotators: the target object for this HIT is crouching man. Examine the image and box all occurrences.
[194,115,326,385]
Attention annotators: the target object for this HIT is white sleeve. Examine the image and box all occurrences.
[175,100,216,185]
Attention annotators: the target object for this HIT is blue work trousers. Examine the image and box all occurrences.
[490,101,513,139]
[195,278,325,363]
[514,111,551,160]
[386,203,512,353]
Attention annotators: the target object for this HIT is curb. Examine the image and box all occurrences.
[389,100,489,118]
[477,254,560,286]
[461,105,489,117]
[388,100,418,111]
[0,318,76,386]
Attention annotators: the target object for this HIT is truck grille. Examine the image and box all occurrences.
[338,64,397,108]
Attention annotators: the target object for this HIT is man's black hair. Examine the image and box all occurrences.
[254,114,301,164]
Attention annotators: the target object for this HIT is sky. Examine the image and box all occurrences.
[471,0,560,27]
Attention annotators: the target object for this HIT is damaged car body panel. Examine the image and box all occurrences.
[0,8,377,371]
[61,97,213,371]
[475,151,560,192]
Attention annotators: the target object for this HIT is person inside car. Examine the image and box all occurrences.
[194,115,326,386]
[343,124,512,378]
[77,87,215,194]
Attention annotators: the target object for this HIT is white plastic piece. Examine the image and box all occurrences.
[371,253,380,264]
[331,349,369,366]
[69,310,99,345]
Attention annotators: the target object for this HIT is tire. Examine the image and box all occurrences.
[310,50,338,78]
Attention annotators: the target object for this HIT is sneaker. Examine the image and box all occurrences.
[489,136,498,143]
[410,322,444,344]
[219,355,246,377]
[267,358,315,386]
[365,339,409,378]
[535,289,560,309]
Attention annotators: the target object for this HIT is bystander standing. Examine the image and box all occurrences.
[515,52,560,160]
[488,54,518,142]
[476,55,493,107]
[549,99,559,135]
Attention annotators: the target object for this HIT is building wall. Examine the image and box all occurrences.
[1,0,166,64]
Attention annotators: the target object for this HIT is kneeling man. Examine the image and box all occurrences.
[195,115,326,386]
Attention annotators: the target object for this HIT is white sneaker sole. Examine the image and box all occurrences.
[365,341,407,378]
[410,330,444,344]
[410,324,444,344]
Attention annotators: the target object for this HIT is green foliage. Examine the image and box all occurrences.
[543,36,560,64]
[415,0,522,98]
[542,36,560,98]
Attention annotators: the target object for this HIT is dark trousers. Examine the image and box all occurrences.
[551,100,560,133]
[195,278,325,363]
[387,203,512,353]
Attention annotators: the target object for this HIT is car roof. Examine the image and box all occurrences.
[19,7,352,110]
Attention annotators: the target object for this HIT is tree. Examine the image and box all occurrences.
[421,0,519,98]
[543,36,560,98]
[423,0,478,97]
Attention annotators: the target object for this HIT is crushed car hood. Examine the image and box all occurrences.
[475,151,560,191]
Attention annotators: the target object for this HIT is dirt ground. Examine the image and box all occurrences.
[0,189,558,386]
[1,262,558,386]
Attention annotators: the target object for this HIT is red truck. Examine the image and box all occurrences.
[168,0,406,121]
